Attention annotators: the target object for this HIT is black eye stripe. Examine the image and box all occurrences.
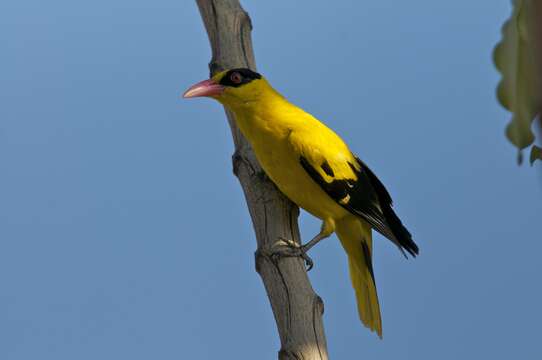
[219,68,262,87]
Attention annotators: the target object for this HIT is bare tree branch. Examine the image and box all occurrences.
[193,1,329,358]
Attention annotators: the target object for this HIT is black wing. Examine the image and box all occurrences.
[300,156,418,257]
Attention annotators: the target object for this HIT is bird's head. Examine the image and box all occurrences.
[182,68,267,109]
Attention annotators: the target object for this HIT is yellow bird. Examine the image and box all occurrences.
[183,68,418,338]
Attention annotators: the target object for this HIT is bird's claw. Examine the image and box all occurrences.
[270,237,314,271]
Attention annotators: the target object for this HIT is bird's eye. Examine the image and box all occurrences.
[230,72,242,84]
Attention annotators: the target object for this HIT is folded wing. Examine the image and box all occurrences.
[299,155,418,257]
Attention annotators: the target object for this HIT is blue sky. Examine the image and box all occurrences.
[1,0,541,359]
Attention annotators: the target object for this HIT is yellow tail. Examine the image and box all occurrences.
[336,216,383,338]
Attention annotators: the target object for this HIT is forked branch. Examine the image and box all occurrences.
[193,1,329,358]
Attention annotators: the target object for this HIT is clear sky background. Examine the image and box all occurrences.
[1,1,541,359]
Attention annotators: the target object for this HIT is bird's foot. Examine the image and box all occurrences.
[270,237,314,271]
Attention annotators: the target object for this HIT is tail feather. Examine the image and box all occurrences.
[336,216,383,338]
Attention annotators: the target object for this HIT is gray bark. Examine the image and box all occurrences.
[193,1,329,359]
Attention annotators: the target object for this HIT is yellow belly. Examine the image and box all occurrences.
[252,139,349,221]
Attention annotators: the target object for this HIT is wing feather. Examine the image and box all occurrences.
[299,155,418,257]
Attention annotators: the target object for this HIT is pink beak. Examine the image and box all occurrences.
[182,79,224,98]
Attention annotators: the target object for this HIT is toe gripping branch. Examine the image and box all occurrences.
[256,237,314,271]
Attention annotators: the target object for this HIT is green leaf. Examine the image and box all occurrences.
[493,0,542,164]
[530,145,542,165]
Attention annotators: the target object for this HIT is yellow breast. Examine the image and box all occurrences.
[234,105,349,221]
